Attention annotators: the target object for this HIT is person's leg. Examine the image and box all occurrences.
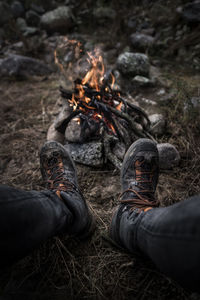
[0,185,72,267]
[110,139,200,291]
[0,141,93,268]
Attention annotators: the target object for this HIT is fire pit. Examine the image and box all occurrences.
[48,39,155,169]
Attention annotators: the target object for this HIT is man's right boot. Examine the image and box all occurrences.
[110,138,159,251]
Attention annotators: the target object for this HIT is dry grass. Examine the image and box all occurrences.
[0,73,200,300]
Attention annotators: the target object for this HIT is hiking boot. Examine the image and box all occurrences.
[110,138,159,249]
[40,141,94,238]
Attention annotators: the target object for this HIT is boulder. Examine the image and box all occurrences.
[47,123,65,144]
[11,1,24,18]
[16,17,38,36]
[181,1,200,23]
[0,54,52,78]
[64,142,103,167]
[40,6,74,33]
[117,52,150,77]
[0,2,13,26]
[157,143,180,170]
[130,33,155,51]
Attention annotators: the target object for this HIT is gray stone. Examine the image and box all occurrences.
[117,52,150,77]
[130,33,155,51]
[47,123,65,144]
[26,10,40,27]
[0,2,13,25]
[157,143,180,170]
[16,17,27,31]
[149,113,166,135]
[65,119,82,143]
[16,17,38,36]
[40,6,74,33]
[11,1,24,18]
[0,54,52,78]
[64,142,103,167]
[54,105,71,129]
[181,1,200,23]
[132,75,151,87]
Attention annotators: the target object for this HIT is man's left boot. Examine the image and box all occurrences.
[110,138,159,251]
[40,141,95,238]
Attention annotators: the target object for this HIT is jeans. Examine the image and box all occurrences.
[110,195,200,291]
[1,184,200,291]
[0,184,72,268]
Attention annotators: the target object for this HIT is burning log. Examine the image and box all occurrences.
[53,45,155,169]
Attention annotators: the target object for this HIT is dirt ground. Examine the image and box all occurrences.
[0,71,200,300]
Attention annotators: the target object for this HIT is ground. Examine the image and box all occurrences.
[0,68,200,300]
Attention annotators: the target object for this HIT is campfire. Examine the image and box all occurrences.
[51,39,154,169]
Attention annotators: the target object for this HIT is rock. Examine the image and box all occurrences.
[0,54,52,78]
[54,105,71,129]
[16,17,38,36]
[157,143,180,170]
[149,114,166,135]
[117,52,150,77]
[93,7,116,24]
[181,1,200,23]
[65,119,82,143]
[26,10,40,27]
[47,123,65,144]
[0,2,13,25]
[130,33,155,51]
[30,3,45,15]
[40,6,74,33]
[132,75,151,87]
[64,142,103,167]
[11,1,24,18]
[16,17,27,31]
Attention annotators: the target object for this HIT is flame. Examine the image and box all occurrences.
[82,50,104,92]
[55,41,123,135]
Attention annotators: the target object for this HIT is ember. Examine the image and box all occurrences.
[53,40,154,168]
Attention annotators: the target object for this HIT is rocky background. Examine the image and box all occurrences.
[0,0,200,299]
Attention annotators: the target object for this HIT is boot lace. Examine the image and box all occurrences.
[120,159,159,211]
[44,155,75,196]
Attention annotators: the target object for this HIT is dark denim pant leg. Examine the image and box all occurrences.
[0,184,73,268]
[136,195,200,290]
[112,195,200,291]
